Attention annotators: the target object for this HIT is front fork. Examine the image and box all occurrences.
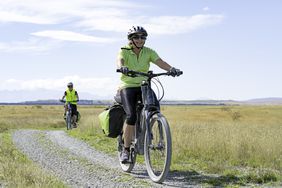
[133,108,159,155]
[135,108,153,155]
[145,110,159,148]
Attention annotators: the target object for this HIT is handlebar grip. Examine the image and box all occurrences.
[167,70,183,76]
[116,69,121,73]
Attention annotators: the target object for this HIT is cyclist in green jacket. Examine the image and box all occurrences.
[61,82,80,128]
[117,26,182,162]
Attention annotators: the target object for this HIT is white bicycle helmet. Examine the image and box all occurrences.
[127,26,148,40]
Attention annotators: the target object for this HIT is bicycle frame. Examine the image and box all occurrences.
[139,82,160,152]
[129,73,165,155]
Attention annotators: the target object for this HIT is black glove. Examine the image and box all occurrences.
[120,66,129,75]
[169,67,182,77]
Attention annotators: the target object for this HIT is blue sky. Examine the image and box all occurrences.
[0,0,281,102]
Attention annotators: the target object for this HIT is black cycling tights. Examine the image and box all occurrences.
[120,87,142,125]
[69,104,78,116]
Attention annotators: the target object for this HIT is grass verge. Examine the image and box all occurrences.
[0,130,66,188]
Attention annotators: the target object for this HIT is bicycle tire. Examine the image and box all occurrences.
[144,113,172,183]
[117,135,136,172]
[66,111,72,130]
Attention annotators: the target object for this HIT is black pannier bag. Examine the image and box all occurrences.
[99,104,125,138]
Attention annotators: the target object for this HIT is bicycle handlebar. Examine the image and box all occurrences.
[59,100,78,103]
[116,69,183,78]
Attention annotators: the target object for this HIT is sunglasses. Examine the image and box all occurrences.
[132,35,147,40]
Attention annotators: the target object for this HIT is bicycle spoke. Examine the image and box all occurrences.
[149,121,167,175]
[144,113,172,183]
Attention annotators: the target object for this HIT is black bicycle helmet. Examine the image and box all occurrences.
[67,82,73,87]
[127,26,148,40]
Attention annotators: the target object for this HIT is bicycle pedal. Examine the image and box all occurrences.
[121,160,132,164]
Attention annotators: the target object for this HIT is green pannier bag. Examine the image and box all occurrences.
[77,111,81,121]
[98,104,125,138]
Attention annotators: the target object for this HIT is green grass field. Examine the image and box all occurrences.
[0,105,66,188]
[1,105,282,187]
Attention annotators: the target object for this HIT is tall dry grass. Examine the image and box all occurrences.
[0,132,65,187]
[70,105,282,182]
[164,105,282,176]
[0,105,65,131]
[1,104,282,185]
[68,106,117,154]
[0,105,68,187]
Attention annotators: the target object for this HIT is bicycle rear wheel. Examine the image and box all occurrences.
[117,135,136,172]
[144,113,172,183]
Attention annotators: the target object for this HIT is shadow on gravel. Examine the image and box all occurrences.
[128,168,246,187]
[163,170,245,187]
[130,169,149,179]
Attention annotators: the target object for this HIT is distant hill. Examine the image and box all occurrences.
[243,97,282,105]
[0,99,113,106]
[1,97,281,106]
[161,100,238,105]
[0,89,112,103]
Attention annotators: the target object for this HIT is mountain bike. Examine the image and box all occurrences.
[60,100,77,130]
[116,69,183,183]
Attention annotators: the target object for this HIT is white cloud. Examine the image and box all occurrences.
[0,0,224,35]
[203,7,210,12]
[0,10,56,24]
[145,14,224,35]
[0,38,61,52]
[0,0,138,25]
[77,14,224,35]
[78,14,223,35]
[31,30,118,43]
[0,1,224,52]
[0,76,118,95]
[0,31,117,53]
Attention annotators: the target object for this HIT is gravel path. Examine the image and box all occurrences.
[12,130,208,187]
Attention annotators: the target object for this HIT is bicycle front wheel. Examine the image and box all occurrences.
[144,113,172,183]
[66,112,72,130]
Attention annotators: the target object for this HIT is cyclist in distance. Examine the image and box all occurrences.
[117,26,182,162]
[61,82,80,128]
